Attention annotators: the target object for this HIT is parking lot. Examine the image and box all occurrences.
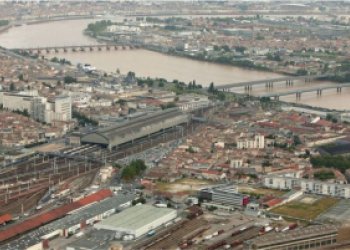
[316,199,350,225]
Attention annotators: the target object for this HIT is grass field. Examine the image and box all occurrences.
[271,197,339,220]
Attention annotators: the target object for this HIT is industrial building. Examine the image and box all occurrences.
[198,184,249,208]
[0,189,113,243]
[81,108,189,149]
[94,205,177,239]
[245,225,338,250]
[1,193,135,250]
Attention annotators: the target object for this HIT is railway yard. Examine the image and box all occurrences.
[0,123,193,215]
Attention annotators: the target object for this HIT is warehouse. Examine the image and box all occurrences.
[94,205,177,239]
[81,108,189,149]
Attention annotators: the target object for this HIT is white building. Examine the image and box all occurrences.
[237,134,265,149]
[230,159,244,168]
[0,92,72,124]
[0,92,33,113]
[263,175,350,199]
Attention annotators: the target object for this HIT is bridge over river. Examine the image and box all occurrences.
[218,74,330,91]
[259,83,350,100]
[11,43,137,54]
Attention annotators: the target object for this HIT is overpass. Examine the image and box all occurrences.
[11,44,137,54]
[259,83,350,100]
[218,74,329,91]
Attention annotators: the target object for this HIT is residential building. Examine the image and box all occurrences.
[237,134,265,149]
[263,175,350,198]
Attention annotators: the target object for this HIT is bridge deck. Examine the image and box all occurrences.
[218,75,329,89]
[259,83,350,98]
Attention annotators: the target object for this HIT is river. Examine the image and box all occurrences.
[0,18,349,110]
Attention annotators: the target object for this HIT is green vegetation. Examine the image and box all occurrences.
[18,74,24,81]
[271,197,338,220]
[186,146,196,153]
[121,159,147,181]
[12,109,30,117]
[207,205,218,211]
[314,171,335,181]
[160,102,177,110]
[64,76,77,84]
[50,57,71,65]
[0,20,9,26]
[311,155,350,173]
[86,20,113,36]
[132,197,146,206]
[72,110,98,126]
[296,69,308,76]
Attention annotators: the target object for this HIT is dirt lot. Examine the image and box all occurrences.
[271,196,339,220]
[238,186,287,197]
[155,178,214,194]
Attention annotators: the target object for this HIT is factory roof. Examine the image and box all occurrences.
[95,205,175,231]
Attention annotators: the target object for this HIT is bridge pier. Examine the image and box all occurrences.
[63,48,67,53]
[106,46,110,51]
[274,96,279,101]
[90,47,94,51]
[265,82,273,90]
[296,92,301,100]
[98,47,102,51]
[244,85,252,92]
[80,47,85,52]
[286,80,293,86]
[337,87,342,93]
[317,89,322,96]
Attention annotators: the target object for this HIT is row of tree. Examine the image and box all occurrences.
[311,155,350,173]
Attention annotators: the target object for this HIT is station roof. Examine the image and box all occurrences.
[81,108,189,148]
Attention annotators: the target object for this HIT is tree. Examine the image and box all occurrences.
[208,82,215,93]
[64,76,77,84]
[10,83,15,91]
[18,74,24,81]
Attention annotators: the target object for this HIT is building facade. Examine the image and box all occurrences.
[237,134,265,149]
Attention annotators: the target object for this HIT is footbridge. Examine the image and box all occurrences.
[218,74,329,91]
[259,83,350,100]
[11,44,137,54]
